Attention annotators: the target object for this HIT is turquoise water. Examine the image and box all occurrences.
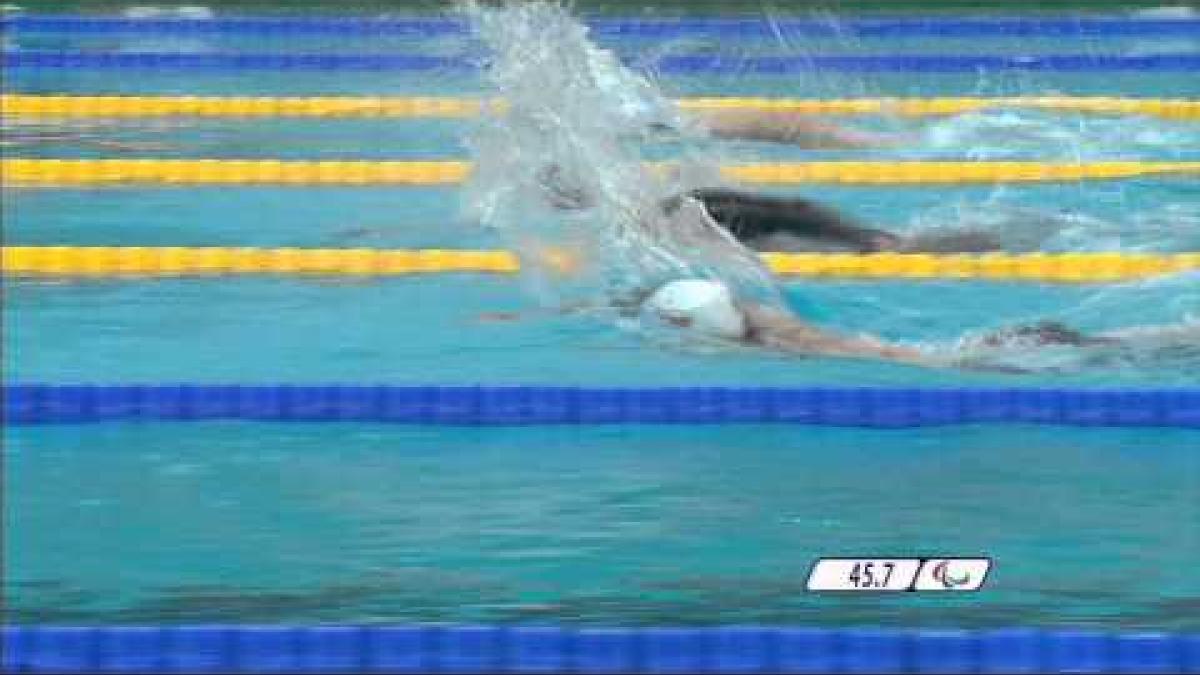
[6,425,1199,628]
[3,13,1199,628]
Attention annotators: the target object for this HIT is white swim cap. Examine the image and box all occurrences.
[645,279,746,340]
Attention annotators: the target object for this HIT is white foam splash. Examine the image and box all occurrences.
[123,6,214,19]
[905,197,1200,254]
[460,1,782,314]
[912,108,1199,162]
[1131,6,1197,19]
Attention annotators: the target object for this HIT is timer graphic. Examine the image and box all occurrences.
[806,558,991,592]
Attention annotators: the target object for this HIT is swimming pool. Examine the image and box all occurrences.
[3,4,1199,637]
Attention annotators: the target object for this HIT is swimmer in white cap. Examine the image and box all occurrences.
[639,278,1200,372]
[642,278,937,367]
[478,277,1196,372]
[641,279,748,340]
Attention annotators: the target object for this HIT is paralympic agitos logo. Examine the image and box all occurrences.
[930,560,973,589]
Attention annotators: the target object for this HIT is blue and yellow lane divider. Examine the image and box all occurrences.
[6,51,1200,73]
[5,159,1199,186]
[6,95,1199,119]
[4,247,1198,282]
[2,624,1197,671]
[6,385,1200,428]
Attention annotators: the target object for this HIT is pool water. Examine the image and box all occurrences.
[3,9,1199,629]
[6,425,1199,628]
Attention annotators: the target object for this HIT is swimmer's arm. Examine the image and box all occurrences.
[742,305,930,365]
[781,327,1029,372]
[815,332,1035,373]
[477,287,657,323]
[476,302,592,323]
[803,332,937,368]
[691,109,898,149]
[742,304,1028,372]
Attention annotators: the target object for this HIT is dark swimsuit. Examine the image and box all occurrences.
[538,164,897,253]
[669,188,901,253]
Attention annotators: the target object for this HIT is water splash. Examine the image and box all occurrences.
[123,5,214,19]
[951,313,1200,378]
[910,108,1200,162]
[943,271,1200,378]
[117,5,216,54]
[904,196,1200,253]
[460,1,782,316]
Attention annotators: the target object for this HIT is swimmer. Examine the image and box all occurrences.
[0,118,173,152]
[538,166,1004,254]
[476,279,931,366]
[637,279,1199,372]
[638,279,940,368]
[666,189,1002,254]
[961,319,1200,370]
[664,109,895,149]
[578,37,894,150]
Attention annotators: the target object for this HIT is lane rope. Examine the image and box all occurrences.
[6,14,1199,37]
[3,625,1197,673]
[6,95,1199,120]
[6,160,1198,186]
[5,247,1198,282]
[7,385,1198,428]
[6,51,1200,73]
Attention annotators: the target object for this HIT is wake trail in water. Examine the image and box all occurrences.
[460,1,783,319]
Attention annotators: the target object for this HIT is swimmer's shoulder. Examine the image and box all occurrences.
[740,303,826,346]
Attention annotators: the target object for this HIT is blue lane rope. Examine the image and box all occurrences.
[6,51,1200,73]
[6,385,1199,428]
[5,14,1200,38]
[4,625,1198,673]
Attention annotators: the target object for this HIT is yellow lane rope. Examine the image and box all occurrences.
[5,247,1197,282]
[5,95,1200,120]
[5,159,1198,186]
